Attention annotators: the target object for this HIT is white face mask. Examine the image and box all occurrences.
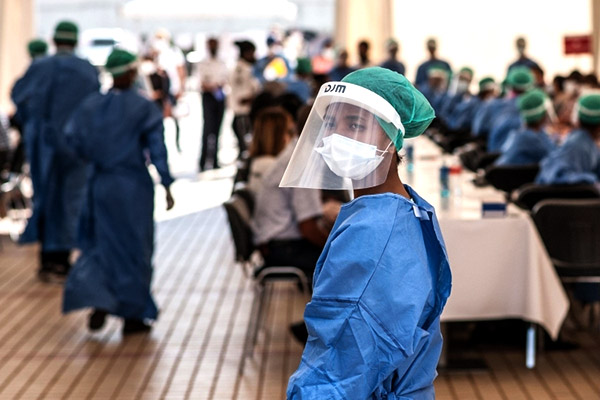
[315,133,392,180]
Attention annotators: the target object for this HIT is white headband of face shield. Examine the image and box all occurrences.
[313,82,405,138]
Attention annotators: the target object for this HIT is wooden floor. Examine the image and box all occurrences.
[2,205,600,400]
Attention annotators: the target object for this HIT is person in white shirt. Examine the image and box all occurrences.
[197,37,228,171]
[229,40,261,160]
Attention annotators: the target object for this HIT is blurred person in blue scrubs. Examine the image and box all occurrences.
[536,93,600,185]
[281,67,451,399]
[15,21,99,282]
[415,38,451,89]
[438,66,473,123]
[9,39,49,175]
[446,77,497,133]
[419,65,449,114]
[495,89,556,166]
[62,49,174,335]
[380,38,405,75]
[508,37,541,73]
[328,49,355,82]
[473,66,534,145]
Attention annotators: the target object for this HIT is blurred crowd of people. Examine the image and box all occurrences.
[1,18,600,339]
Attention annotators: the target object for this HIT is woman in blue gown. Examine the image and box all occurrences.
[62,49,175,334]
[280,67,452,399]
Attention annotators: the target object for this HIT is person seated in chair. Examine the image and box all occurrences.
[536,93,600,185]
[251,132,340,283]
[495,89,556,166]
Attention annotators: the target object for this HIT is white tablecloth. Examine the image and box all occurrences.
[400,137,569,339]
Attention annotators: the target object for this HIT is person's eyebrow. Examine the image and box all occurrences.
[343,115,367,123]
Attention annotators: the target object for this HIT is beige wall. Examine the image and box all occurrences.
[334,0,394,68]
[0,0,34,112]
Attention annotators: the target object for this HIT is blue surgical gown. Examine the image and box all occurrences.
[495,128,556,166]
[414,59,451,89]
[287,186,452,399]
[471,97,517,139]
[17,51,99,251]
[536,129,600,185]
[487,111,521,152]
[62,88,174,320]
[446,96,482,132]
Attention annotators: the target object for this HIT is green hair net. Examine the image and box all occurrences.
[53,20,78,43]
[506,66,534,92]
[341,67,435,150]
[518,89,548,124]
[105,49,137,77]
[459,67,474,77]
[578,93,600,125]
[27,39,48,57]
[478,77,495,92]
[295,57,312,75]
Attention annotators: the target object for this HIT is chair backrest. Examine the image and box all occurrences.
[484,164,540,193]
[232,182,255,214]
[513,183,600,210]
[223,194,255,262]
[532,199,600,277]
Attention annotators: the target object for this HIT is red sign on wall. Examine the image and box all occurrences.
[564,35,592,55]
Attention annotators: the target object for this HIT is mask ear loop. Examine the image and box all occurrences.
[375,140,395,156]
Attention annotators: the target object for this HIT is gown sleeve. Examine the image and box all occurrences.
[142,102,174,188]
[537,145,598,185]
[287,209,434,399]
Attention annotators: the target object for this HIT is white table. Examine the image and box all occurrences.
[400,137,569,367]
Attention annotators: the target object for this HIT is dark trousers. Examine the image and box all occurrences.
[232,114,251,158]
[261,239,323,285]
[200,92,225,170]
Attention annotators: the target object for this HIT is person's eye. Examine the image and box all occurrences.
[324,121,336,129]
[349,122,366,131]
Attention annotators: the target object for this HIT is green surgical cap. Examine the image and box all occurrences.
[478,77,495,92]
[105,49,137,77]
[578,93,600,125]
[341,67,435,150]
[459,67,473,77]
[507,66,534,92]
[53,21,78,43]
[518,89,548,123]
[385,38,398,49]
[28,39,47,57]
[427,64,449,78]
[296,57,312,75]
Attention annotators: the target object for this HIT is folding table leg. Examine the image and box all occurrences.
[526,323,536,369]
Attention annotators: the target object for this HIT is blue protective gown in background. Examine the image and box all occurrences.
[414,59,451,89]
[536,129,600,185]
[445,96,482,132]
[495,128,556,166]
[62,88,174,320]
[287,187,452,400]
[17,51,99,251]
[471,97,517,139]
[487,112,522,152]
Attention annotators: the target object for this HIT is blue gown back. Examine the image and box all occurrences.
[62,88,173,320]
[17,52,99,251]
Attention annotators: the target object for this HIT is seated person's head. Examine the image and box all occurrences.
[250,107,296,158]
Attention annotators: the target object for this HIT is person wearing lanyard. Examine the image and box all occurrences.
[62,49,175,335]
[281,67,452,399]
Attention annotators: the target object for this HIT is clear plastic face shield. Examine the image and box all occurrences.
[280,82,404,190]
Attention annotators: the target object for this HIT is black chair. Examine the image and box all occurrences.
[484,164,540,194]
[532,199,600,280]
[512,183,600,210]
[458,145,500,173]
[223,193,310,375]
